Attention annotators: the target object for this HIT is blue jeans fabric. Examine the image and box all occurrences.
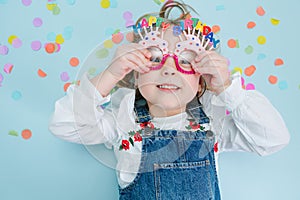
[119,91,221,200]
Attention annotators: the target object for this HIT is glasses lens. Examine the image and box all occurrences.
[147,46,163,67]
[177,50,197,71]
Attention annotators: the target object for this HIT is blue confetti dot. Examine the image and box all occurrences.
[257,53,266,60]
[0,0,8,4]
[12,91,22,100]
[110,0,118,8]
[278,80,288,90]
[105,28,115,36]
[47,32,56,41]
[66,0,76,5]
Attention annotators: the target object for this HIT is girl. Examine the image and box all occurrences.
[49,1,290,199]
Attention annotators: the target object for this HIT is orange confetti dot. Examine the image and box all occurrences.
[227,39,237,48]
[268,75,278,84]
[45,43,55,54]
[256,6,265,16]
[64,82,72,92]
[21,129,32,140]
[212,25,221,33]
[274,58,284,66]
[69,57,79,67]
[247,21,256,29]
[37,69,47,77]
[126,32,134,42]
[244,65,256,76]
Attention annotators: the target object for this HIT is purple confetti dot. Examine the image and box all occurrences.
[31,40,42,51]
[22,0,32,6]
[123,11,133,19]
[0,45,9,55]
[33,17,43,27]
[60,72,70,82]
[12,38,22,48]
[4,63,13,74]
[0,73,3,82]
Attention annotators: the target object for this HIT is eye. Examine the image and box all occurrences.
[150,56,162,63]
[179,59,191,65]
[147,46,163,63]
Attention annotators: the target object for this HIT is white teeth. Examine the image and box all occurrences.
[158,85,179,89]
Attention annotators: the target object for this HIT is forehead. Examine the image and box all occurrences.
[162,26,181,50]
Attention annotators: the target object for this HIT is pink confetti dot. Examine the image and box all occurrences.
[22,0,32,6]
[241,76,245,86]
[0,45,9,55]
[0,73,3,82]
[60,72,70,82]
[33,17,43,27]
[246,83,255,90]
[12,38,22,48]
[123,11,133,19]
[31,40,42,51]
[4,63,13,74]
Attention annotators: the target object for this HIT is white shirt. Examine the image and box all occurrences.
[49,72,290,188]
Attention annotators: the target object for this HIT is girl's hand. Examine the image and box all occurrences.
[106,43,152,81]
[191,51,231,95]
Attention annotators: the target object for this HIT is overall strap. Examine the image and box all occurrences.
[186,96,210,124]
[134,89,152,123]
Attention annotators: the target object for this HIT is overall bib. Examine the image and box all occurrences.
[119,91,221,200]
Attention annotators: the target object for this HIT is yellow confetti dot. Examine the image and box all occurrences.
[257,36,266,45]
[232,67,243,75]
[100,0,110,8]
[56,34,64,44]
[46,3,57,11]
[8,35,18,44]
[104,40,113,48]
[271,18,280,26]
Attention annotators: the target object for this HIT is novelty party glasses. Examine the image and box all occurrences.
[147,46,197,74]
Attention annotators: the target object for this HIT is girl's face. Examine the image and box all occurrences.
[136,27,201,117]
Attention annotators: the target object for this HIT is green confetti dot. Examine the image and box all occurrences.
[52,5,61,15]
[9,130,18,136]
[96,48,109,59]
[88,67,97,75]
[245,45,253,54]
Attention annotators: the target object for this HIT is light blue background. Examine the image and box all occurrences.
[0,0,299,200]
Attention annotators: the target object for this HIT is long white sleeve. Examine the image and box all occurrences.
[201,72,290,156]
[49,73,123,145]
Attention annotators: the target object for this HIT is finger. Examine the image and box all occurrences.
[126,54,151,73]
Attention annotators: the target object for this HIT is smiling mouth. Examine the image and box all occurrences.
[156,84,180,90]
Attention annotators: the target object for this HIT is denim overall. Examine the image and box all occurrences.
[119,90,221,200]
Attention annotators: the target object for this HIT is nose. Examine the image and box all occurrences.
[161,56,177,76]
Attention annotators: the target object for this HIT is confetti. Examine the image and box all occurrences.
[0,0,8,4]
[126,32,134,42]
[212,25,221,33]
[60,72,70,82]
[22,0,32,6]
[88,67,97,75]
[153,0,161,5]
[232,67,243,75]
[8,35,17,44]
[271,18,280,26]
[96,48,109,59]
[100,0,110,8]
[0,45,9,55]
[244,65,256,76]
[4,63,13,74]
[31,40,42,51]
[8,130,18,137]
[110,0,117,8]
[274,58,284,66]
[245,45,253,54]
[257,36,266,45]
[247,21,256,29]
[63,26,73,40]
[278,80,288,90]
[55,34,64,44]
[268,75,278,84]
[216,5,225,11]
[52,5,61,15]
[33,17,43,27]
[104,40,114,48]
[257,53,266,60]
[227,39,237,48]
[21,129,32,140]
[66,0,76,5]
[12,91,22,100]
[0,73,3,82]
[69,57,79,67]
[45,43,56,54]
[112,32,124,44]
[256,6,265,16]
[64,82,72,92]
[12,38,22,48]
[246,83,255,90]
[37,69,47,78]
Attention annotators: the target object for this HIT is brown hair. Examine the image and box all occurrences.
[116,0,208,97]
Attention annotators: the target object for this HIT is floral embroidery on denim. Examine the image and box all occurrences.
[185,118,205,131]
